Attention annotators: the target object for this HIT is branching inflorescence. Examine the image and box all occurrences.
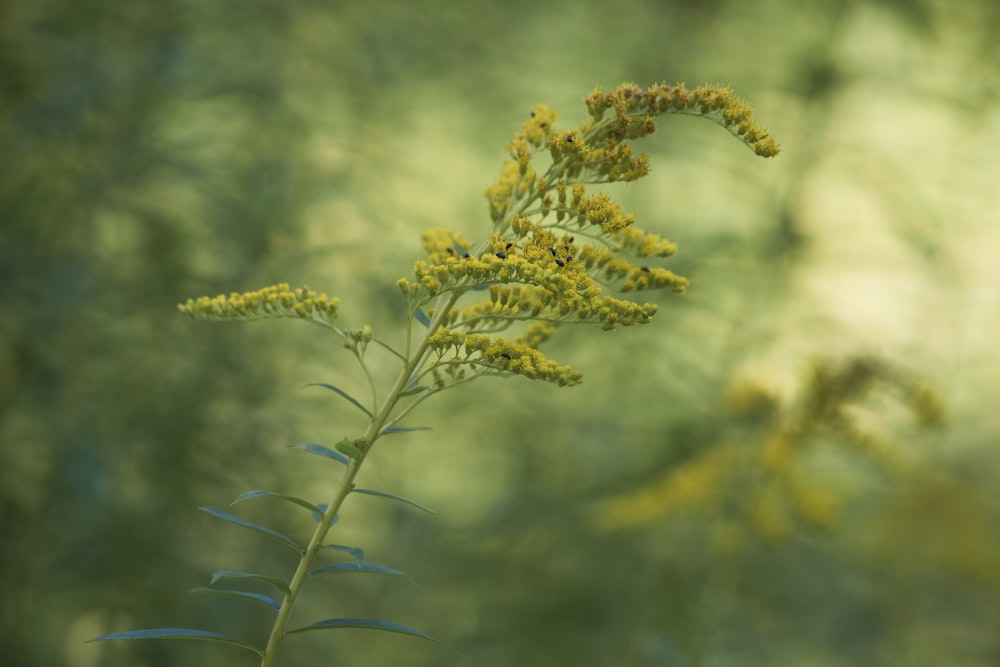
[95,82,778,665]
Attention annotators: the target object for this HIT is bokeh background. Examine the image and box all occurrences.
[3,1,999,666]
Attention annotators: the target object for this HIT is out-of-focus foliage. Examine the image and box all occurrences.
[3,1,1000,666]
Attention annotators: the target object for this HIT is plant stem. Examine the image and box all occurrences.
[258,296,461,666]
[259,458,361,667]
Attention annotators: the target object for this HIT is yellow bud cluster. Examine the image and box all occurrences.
[577,246,687,293]
[571,192,635,233]
[585,143,650,182]
[420,228,472,264]
[482,105,561,221]
[584,82,780,157]
[522,104,558,147]
[616,227,678,257]
[347,325,373,345]
[584,295,658,329]
[485,160,536,220]
[405,83,777,388]
[516,322,558,349]
[548,129,592,163]
[427,328,582,386]
[178,283,339,329]
[409,251,565,298]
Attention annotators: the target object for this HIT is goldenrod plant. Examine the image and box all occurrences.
[597,355,945,542]
[89,82,779,665]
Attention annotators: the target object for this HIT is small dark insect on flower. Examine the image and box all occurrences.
[500,352,512,360]
[505,242,514,250]
[463,252,471,258]
[640,266,650,272]
[496,252,507,259]
[445,247,454,255]
[555,259,565,267]
[549,248,557,256]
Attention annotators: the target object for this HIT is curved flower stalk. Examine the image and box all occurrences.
[89,82,778,665]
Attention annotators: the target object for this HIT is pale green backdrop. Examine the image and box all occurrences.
[2,1,999,666]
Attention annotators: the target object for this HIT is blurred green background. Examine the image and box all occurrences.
[3,0,999,666]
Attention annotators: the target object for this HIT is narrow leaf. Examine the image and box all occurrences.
[292,442,349,466]
[311,504,336,524]
[286,617,446,647]
[414,309,431,327]
[320,543,365,562]
[191,587,281,610]
[86,628,264,656]
[232,490,322,516]
[199,507,302,553]
[398,385,429,398]
[309,383,373,417]
[381,425,432,436]
[372,337,406,361]
[308,561,404,577]
[209,569,291,596]
[353,488,436,514]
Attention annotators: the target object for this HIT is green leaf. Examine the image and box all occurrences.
[199,507,302,553]
[209,569,291,596]
[191,587,281,610]
[353,487,436,514]
[310,504,337,524]
[398,385,429,398]
[292,442,349,466]
[308,561,404,577]
[86,628,264,656]
[232,490,322,516]
[320,543,365,562]
[372,337,406,361]
[381,425,432,436]
[286,617,446,647]
[309,383,373,417]
[335,437,363,460]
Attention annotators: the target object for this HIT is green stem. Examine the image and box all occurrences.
[259,458,360,667]
[258,294,463,667]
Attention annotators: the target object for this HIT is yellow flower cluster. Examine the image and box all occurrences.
[178,283,340,329]
[419,228,473,264]
[516,321,557,348]
[520,103,558,148]
[178,84,778,395]
[426,328,582,386]
[596,355,944,544]
[400,85,781,388]
[400,220,662,332]
[485,160,537,221]
[583,82,781,158]
[485,82,778,222]
[569,191,635,233]
[577,245,688,293]
[616,227,679,257]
